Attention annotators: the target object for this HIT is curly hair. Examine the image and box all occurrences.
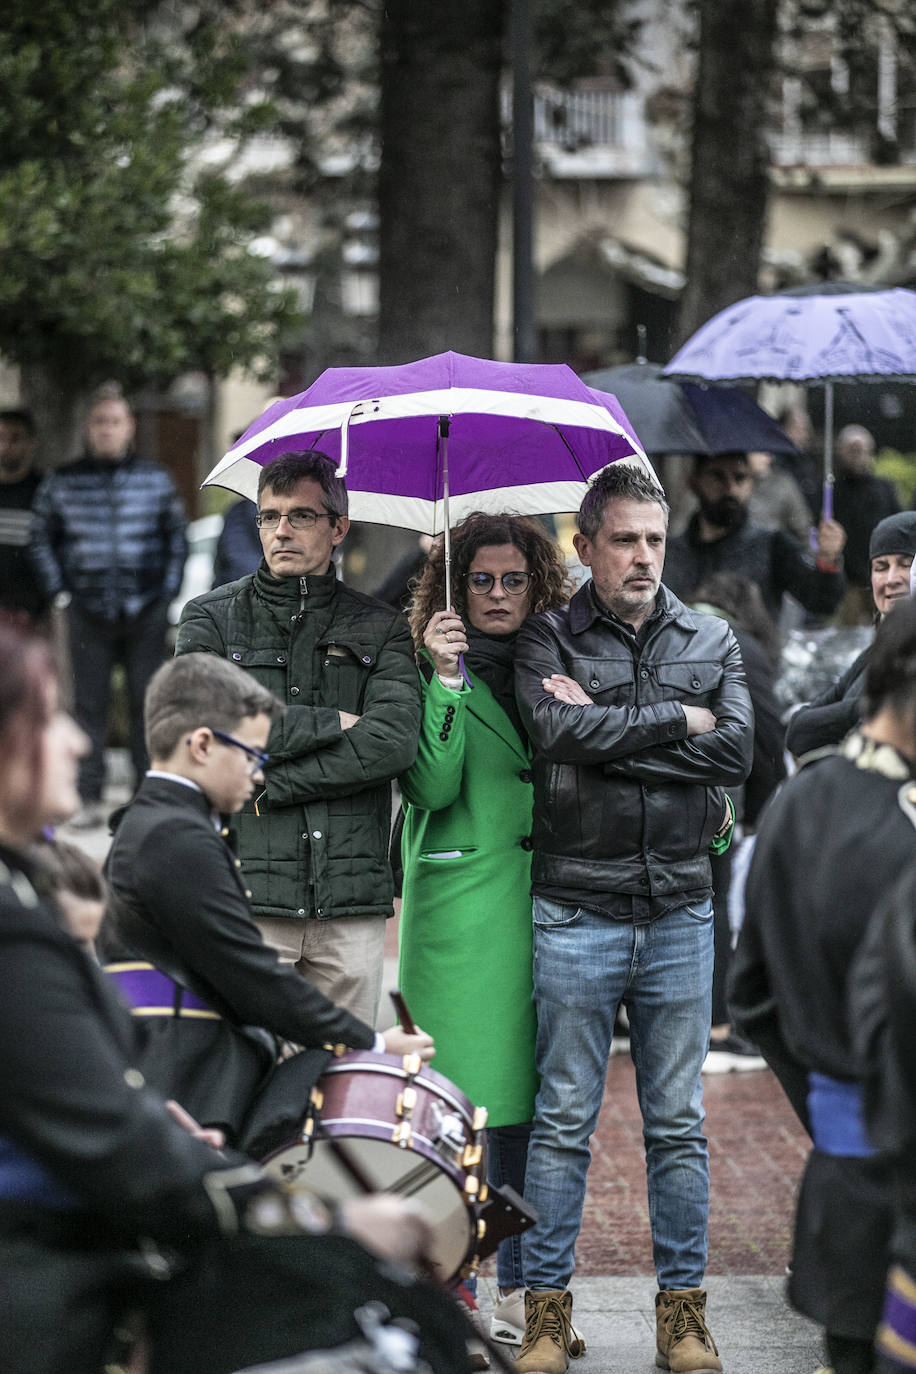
[407,512,572,650]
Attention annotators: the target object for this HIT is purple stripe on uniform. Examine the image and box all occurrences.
[106,965,215,1015]
[882,1288,916,1350]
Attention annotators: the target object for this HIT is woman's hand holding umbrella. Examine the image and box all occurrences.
[815,517,846,569]
[423,608,469,680]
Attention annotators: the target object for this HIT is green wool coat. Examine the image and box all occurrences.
[398,669,538,1127]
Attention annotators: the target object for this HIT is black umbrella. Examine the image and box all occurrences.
[583,362,796,459]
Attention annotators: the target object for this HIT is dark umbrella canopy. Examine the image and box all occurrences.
[582,362,796,458]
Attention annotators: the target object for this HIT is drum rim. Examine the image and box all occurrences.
[320,1052,477,1121]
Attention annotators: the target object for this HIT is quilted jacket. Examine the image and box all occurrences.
[31,454,187,621]
[176,565,421,921]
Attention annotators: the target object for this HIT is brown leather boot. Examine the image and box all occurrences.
[514,1289,578,1374]
[655,1288,723,1373]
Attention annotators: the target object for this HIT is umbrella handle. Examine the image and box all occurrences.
[821,481,834,523]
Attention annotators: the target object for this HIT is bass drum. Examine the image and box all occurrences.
[261,1050,488,1282]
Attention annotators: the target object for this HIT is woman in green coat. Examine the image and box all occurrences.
[399,513,571,1338]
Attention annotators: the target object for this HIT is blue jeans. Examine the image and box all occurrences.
[487,1122,531,1290]
[521,897,714,1292]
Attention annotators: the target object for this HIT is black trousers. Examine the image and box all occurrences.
[67,600,169,800]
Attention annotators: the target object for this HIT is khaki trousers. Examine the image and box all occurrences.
[256,914,386,1028]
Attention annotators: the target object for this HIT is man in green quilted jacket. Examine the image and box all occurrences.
[176,451,420,1024]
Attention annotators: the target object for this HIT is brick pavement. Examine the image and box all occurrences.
[575,1056,809,1275]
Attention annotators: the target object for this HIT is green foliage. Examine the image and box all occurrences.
[0,1,301,393]
[875,449,916,507]
[533,0,644,89]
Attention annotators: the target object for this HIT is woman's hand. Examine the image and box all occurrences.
[423,609,469,679]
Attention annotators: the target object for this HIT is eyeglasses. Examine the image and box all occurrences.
[210,728,270,774]
[465,571,532,596]
[255,508,337,530]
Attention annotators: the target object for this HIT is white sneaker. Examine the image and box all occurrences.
[489,1288,586,1355]
[702,1033,767,1074]
[489,1288,526,1345]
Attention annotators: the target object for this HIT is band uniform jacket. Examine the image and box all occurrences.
[105,777,375,1138]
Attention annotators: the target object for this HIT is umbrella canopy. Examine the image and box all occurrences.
[204,351,653,535]
[663,283,916,514]
[663,283,916,386]
[583,363,796,457]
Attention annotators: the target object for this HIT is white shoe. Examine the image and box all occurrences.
[489,1288,586,1355]
[702,1033,767,1074]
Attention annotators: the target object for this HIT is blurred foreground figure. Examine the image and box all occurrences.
[0,614,471,1374]
[731,600,916,1374]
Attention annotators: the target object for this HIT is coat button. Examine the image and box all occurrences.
[692,679,701,689]
[520,836,534,851]
[362,655,371,664]
[519,769,532,783]
[124,1068,145,1089]
[589,679,600,690]
[235,859,242,868]
[220,826,229,837]
[277,654,287,665]
[302,832,308,839]
[439,731,449,742]
[232,652,242,662]
[297,908,306,916]
[316,907,324,916]
[445,705,456,718]
[244,889,252,899]
[290,686,300,696]
[640,669,649,679]
[312,830,322,840]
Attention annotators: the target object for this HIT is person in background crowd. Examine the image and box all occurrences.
[729,602,916,1374]
[0,408,48,621]
[31,382,187,826]
[662,450,846,624]
[746,449,813,545]
[0,613,472,1374]
[831,426,900,627]
[399,513,572,1354]
[211,499,262,588]
[177,450,421,1025]
[776,404,822,519]
[512,464,753,1374]
[786,511,916,758]
[691,572,787,1075]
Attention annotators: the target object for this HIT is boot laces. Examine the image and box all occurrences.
[524,1293,575,1354]
[665,1294,718,1356]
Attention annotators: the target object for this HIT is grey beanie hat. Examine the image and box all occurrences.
[869,511,916,562]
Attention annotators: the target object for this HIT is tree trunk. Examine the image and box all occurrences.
[377,0,506,363]
[20,363,85,468]
[676,0,779,347]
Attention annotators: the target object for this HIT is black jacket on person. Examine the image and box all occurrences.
[104,776,375,1134]
[514,581,753,904]
[0,844,223,1241]
[729,625,787,826]
[0,470,48,618]
[176,567,421,923]
[663,511,844,622]
[785,642,871,757]
[31,453,187,622]
[830,472,900,588]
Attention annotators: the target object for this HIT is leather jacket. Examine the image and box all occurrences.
[515,582,754,901]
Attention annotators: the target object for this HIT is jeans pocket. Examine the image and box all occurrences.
[681,896,714,922]
[532,897,585,930]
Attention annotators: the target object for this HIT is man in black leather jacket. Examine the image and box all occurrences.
[512,464,753,1374]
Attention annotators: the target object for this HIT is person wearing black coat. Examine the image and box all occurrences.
[104,652,433,1145]
[663,451,846,623]
[729,602,916,1374]
[786,511,916,758]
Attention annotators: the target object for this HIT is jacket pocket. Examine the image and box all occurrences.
[654,660,723,701]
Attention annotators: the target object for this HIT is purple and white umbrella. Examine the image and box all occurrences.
[203,350,653,604]
[664,283,916,515]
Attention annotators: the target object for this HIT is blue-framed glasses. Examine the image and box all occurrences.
[210,728,270,774]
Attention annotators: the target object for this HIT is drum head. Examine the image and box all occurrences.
[264,1135,475,1282]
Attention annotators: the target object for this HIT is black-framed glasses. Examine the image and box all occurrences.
[210,728,270,774]
[255,508,337,530]
[465,571,532,596]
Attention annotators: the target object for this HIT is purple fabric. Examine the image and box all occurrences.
[878,1267,916,1369]
[223,351,642,501]
[665,287,916,385]
[106,963,217,1017]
